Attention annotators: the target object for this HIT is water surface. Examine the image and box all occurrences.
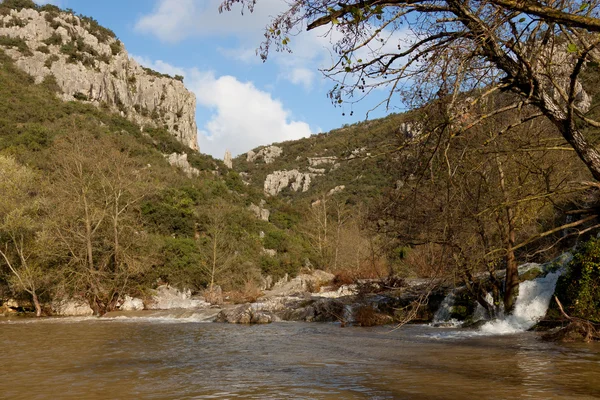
[1,315,599,399]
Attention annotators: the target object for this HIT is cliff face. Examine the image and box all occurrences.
[0,7,197,149]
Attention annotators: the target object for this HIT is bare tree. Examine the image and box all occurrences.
[49,133,153,315]
[221,0,600,180]
[0,156,48,316]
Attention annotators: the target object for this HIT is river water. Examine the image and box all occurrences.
[2,314,599,399]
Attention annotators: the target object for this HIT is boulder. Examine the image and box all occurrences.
[215,304,276,324]
[147,285,210,310]
[51,298,94,316]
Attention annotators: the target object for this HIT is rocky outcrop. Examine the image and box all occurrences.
[224,150,233,169]
[215,303,276,324]
[328,185,345,196]
[264,169,313,196]
[51,298,94,316]
[248,200,270,221]
[398,122,423,139]
[146,285,210,310]
[165,152,199,177]
[308,156,337,167]
[119,295,144,311]
[0,7,198,149]
[247,145,283,164]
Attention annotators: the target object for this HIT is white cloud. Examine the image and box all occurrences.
[131,55,313,158]
[33,0,61,5]
[135,0,286,43]
[284,67,316,91]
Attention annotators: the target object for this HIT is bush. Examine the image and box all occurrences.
[110,40,121,56]
[72,92,88,101]
[554,239,600,323]
[44,54,59,68]
[42,33,63,46]
[0,0,37,11]
[36,45,50,54]
[0,35,32,56]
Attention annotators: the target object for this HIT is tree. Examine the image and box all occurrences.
[0,156,49,316]
[196,201,240,301]
[221,0,600,180]
[221,0,600,313]
[49,132,154,315]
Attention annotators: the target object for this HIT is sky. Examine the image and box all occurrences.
[33,0,402,158]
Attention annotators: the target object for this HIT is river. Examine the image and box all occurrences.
[1,313,599,399]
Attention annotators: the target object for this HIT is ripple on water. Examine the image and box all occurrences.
[0,319,599,399]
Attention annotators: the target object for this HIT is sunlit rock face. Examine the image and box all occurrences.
[263,169,313,196]
[0,7,198,150]
[247,145,283,164]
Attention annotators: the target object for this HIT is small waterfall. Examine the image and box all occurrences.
[432,289,462,327]
[479,269,563,334]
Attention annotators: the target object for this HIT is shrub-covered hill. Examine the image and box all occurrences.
[0,38,315,315]
[233,113,415,206]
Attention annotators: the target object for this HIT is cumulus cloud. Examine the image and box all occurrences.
[33,0,61,5]
[135,0,286,43]
[131,55,313,158]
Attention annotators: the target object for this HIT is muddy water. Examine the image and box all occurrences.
[1,315,599,399]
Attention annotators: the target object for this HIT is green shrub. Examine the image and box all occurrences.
[72,92,88,101]
[0,0,37,12]
[44,54,59,68]
[0,35,32,56]
[109,40,121,56]
[41,74,60,93]
[5,16,27,28]
[554,239,600,323]
[42,33,63,46]
[36,45,50,54]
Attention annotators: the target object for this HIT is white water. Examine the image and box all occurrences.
[431,289,463,327]
[479,269,563,334]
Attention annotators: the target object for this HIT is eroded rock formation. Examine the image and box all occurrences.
[0,7,198,149]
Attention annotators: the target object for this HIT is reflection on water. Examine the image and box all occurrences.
[1,314,599,399]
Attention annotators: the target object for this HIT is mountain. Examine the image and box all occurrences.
[0,0,197,149]
[0,0,315,315]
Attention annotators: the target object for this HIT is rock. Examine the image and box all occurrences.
[328,185,345,196]
[260,275,273,291]
[398,122,423,139]
[223,150,233,169]
[147,285,210,310]
[247,145,282,164]
[119,295,144,311]
[268,270,335,297]
[0,8,197,149]
[308,156,337,167]
[215,303,275,324]
[248,202,270,221]
[165,152,199,177]
[308,167,325,174]
[51,298,94,316]
[262,248,277,257]
[264,169,313,196]
[316,284,358,298]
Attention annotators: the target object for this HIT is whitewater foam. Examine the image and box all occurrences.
[480,269,563,334]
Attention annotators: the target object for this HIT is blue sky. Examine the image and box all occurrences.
[35,0,402,158]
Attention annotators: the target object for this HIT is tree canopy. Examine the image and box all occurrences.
[221,0,600,180]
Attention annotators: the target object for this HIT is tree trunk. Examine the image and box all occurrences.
[503,241,519,313]
[32,291,42,317]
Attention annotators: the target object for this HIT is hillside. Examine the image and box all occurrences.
[0,0,316,316]
[0,0,197,148]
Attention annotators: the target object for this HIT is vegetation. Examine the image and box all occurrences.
[0,48,312,315]
[224,0,600,323]
[555,240,600,322]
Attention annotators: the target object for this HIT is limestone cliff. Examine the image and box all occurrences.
[0,7,198,149]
